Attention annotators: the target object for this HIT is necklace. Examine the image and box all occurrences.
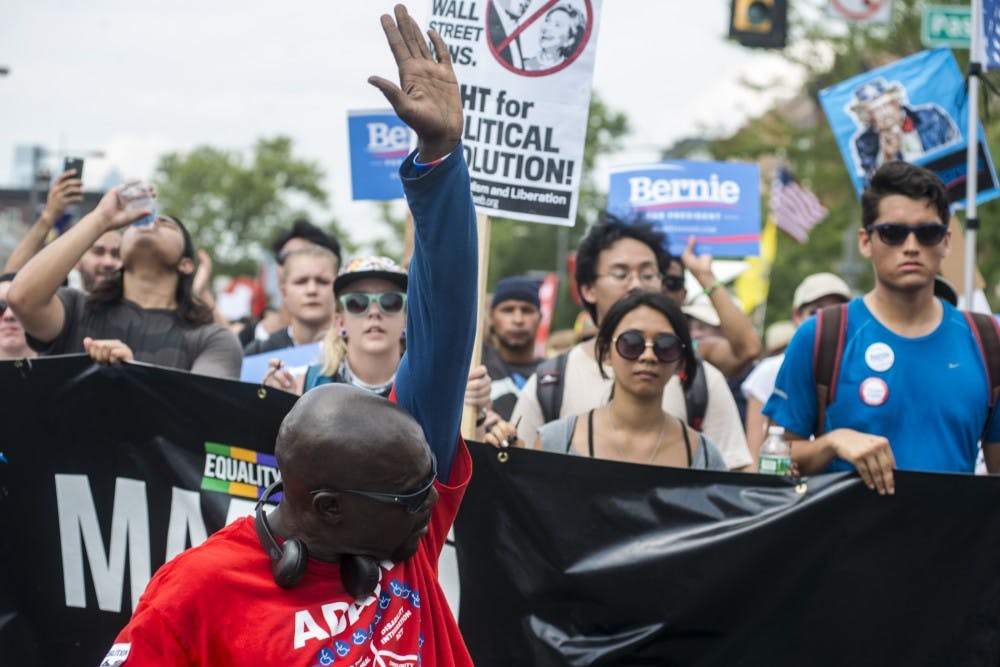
[606,402,667,464]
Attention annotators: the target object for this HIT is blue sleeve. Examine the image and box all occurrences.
[762,317,819,438]
[393,146,477,482]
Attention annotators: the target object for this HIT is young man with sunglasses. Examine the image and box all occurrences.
[510,218,753,471]
[102,6,479,665]
[764,161,1000,495]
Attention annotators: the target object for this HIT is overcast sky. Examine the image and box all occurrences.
[0,0,801,244]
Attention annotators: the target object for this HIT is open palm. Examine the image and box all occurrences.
[369,5,463,162]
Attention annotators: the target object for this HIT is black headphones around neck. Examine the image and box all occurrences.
[254,480,380,599]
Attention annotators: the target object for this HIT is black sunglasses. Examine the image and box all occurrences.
[339,291,407,316]
[662,275,685,292]
[0,300,7,317]
[308,457,437,514]
[613,330,685,363]
[865,222,948,246]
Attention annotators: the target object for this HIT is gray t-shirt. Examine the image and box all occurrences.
[537,412,729,470]
[28,287,242,379]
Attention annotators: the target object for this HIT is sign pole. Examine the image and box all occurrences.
[461,214,492,441]
[965,0,982,306]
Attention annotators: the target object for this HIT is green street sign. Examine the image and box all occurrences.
[921,5,972,48]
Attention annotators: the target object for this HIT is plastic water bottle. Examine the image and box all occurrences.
[758,425,791,475]
[119,180,157,228]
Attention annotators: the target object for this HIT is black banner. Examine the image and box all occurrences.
[6,357,1000,666]
[455,443,1000,666]
[0,356,296,665]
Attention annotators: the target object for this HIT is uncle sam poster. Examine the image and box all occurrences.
[819,47,999,206]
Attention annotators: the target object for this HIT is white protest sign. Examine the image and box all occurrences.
[429,0,603,225]
[827,0,892,24]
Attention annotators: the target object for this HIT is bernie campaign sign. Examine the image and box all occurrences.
[606,160,761,258]
[819,47,999,206]
[348,109,414,201]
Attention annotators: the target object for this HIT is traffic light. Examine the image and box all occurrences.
[729,0,787,49]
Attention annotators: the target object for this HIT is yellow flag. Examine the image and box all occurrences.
[733,220,777,313]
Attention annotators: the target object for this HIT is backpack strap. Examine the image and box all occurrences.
[684,357,708,431]
[964,311,1000,442]
[536,351,569,424]
[813,303,848,435]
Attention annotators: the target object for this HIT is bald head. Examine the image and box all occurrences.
[276,384,430,496]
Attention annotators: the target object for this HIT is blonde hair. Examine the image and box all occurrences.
[280,246,338,283]
[318,326,348,377]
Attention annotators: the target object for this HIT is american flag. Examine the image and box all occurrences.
[770,166,828,243]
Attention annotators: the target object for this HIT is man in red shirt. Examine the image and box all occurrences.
[101,6,478,665]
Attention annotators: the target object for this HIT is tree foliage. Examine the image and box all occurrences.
[154,136,344,275]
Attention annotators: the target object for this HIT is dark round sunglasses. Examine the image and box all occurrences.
[865,222,948,247]
[339,291,407,316]
[613,330,685,363]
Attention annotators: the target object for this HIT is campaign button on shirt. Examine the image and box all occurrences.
[865,342,894,372]
[860,377,889,406]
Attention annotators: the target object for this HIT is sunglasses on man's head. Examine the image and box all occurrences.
[865,222,948,247]
[613,330,684,363]
[339,291,407,316]
[308,457,437,514]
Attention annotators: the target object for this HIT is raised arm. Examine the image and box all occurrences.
[682,237,762,377]
[369,5,475,481]
[4,169,83,273]
[7,186,149,343]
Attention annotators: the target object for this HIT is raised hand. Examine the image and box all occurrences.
[92,186,154,232]
[44,169,84,221]
[368,4,462,163]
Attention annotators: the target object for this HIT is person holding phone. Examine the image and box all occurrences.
[6,192,242,377]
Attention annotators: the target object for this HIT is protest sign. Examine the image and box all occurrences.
[348,109,414,201]
[981,0,1000,69]
[827,0,891,23]
[606,160,761,258]
[240,341,321,383]
[819,47,999,206]
[428,0,603,225]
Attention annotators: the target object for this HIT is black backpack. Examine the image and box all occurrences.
[535,351,709,430]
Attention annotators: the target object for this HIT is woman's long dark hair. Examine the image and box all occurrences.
[87,215,214,326]
[595,291,697,391]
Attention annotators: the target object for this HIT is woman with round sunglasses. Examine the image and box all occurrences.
[487,291,727,469]
[264,256,408,397]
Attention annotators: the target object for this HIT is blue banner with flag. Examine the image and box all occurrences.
[606,161,761,258]
[819,47,999,206]
[347,109,414,201]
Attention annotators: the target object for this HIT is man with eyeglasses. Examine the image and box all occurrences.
[764,161,1000,495]
[101,6,479,665]
[510,217,753,471]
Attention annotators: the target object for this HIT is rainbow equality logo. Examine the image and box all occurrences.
[201,442,280,500]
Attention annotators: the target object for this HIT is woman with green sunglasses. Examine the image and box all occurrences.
[264,256,408,397]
